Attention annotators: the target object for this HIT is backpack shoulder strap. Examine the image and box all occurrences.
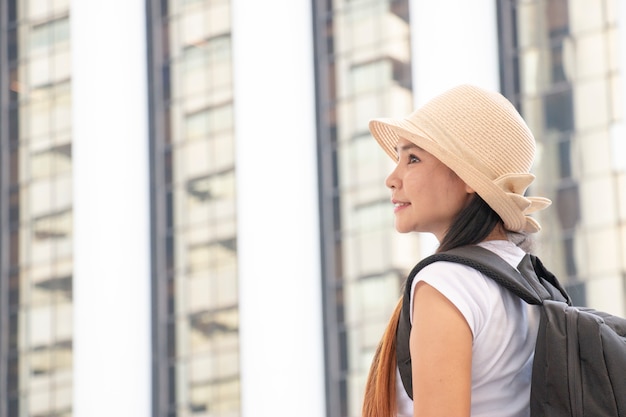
[440,245,571,305]
[396,244,571,399]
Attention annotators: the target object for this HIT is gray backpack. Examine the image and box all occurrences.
[396,245,626,416]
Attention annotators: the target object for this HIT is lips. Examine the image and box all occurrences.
[392,199,410,213]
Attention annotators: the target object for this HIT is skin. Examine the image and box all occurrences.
[386,139,474,239]
[386,137,496,417]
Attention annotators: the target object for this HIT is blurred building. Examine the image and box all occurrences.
[0,1,624,417]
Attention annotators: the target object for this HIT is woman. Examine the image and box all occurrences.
[362,85,551,417]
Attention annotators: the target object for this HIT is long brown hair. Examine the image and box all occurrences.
[361,195,501,417]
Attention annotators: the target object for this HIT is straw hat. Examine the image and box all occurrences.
[369,84,551,233]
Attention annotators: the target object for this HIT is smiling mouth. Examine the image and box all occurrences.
[393,202,410,212]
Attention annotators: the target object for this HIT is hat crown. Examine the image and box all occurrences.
[409,84,536,179]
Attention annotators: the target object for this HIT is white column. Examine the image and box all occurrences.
[232,1,326,416]
[409,0,500,103]
[71,2,152,417]
[614,1,626,173]
[409,0,501,256]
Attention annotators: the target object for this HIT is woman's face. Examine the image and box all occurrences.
[386,137,474,240]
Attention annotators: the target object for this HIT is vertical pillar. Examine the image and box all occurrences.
[409,0,500,102]
[232,1,326,416]
[615,1,626,173]
[409,0,500,255]
[71,2,151,416]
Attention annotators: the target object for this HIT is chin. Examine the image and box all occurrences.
[394,225,414,234]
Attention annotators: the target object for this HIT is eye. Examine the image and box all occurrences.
[408,154,420,164]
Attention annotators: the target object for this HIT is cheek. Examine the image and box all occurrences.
[445,181,471,208]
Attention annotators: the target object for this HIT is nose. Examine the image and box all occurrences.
[385,165,400,189]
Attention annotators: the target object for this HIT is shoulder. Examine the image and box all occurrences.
[409,241,526,334]
[414,240,526,306]
[416,260,494,303]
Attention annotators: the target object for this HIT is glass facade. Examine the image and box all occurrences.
[0,1,625,417]
[0,0,73,416]
[498,0,626,314]
[313,0,417,415]
[147,0,239,416]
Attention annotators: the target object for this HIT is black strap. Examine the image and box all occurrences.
[439,246,570,305]
[396,245,571,399]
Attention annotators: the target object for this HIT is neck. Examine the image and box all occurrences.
[482,224,508,242]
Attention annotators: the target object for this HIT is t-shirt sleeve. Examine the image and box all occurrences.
[409,261,495,338]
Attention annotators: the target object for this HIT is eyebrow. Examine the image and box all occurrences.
[394,143,422,153]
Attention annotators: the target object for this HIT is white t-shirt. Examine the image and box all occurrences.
[396,240,540,417]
